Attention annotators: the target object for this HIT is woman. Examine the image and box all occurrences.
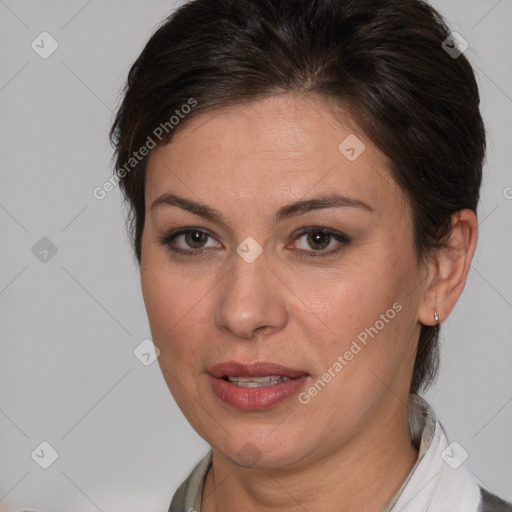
[109,0,512,510]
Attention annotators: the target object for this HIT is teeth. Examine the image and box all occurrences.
[231,375,282,383]
[226,375,292,387]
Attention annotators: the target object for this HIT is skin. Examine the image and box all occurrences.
[140,93,478,512]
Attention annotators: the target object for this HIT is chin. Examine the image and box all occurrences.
[210,427,309,470]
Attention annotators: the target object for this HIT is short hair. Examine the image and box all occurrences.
[109,0,486,395]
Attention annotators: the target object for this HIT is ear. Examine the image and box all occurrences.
[417,209,478,326]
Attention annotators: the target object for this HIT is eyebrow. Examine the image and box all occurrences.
[150,192,374,224]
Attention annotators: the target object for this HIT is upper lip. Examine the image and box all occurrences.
[208,360,308,379]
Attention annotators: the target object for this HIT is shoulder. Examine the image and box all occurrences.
[479,486,512,512]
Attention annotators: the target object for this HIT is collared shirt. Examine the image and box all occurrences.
[169,394,512,512]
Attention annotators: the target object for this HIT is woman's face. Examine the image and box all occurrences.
[141,94,429,469]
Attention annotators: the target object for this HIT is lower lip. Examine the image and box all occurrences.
[208,375,309,410]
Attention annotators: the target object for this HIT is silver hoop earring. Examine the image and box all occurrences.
[434,310,439,325]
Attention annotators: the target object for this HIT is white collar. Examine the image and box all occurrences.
[384,394,481,512]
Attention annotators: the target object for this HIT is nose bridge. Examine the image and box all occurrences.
[214,245,287,339]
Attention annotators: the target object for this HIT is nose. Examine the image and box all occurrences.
[214,249,288,340]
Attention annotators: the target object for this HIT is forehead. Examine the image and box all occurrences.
[145,93,406,216]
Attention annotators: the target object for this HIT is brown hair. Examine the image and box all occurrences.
[109,0,486,394]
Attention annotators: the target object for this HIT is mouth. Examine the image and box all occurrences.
[207,360,309,410]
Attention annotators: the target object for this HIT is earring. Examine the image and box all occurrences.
[434,310,439,326]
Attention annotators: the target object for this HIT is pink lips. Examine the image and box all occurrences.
[208,360,309,410]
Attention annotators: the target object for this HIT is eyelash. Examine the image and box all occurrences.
[157,227,351,259]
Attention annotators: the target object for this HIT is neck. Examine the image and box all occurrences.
[201,399,419,512]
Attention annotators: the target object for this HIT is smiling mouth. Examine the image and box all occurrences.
[222,375,294,387]
[209,363,309,409]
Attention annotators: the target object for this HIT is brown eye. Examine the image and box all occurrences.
[306,231,332,251]
[183,230,209,248]
[292,227,351,258]
[157,228,221,254]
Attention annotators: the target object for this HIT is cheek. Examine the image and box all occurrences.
[140,243,186,351]
[140,261,203,405]
[313,264,398,336]
[140,247,215,368]
[306,248,414,378]
[141,235,185,331]
[140,262,171,334]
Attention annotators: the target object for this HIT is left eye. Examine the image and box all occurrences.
[290,228,350,257]
[298,230,336,250]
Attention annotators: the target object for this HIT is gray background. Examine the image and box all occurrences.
[0,1,511,511]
